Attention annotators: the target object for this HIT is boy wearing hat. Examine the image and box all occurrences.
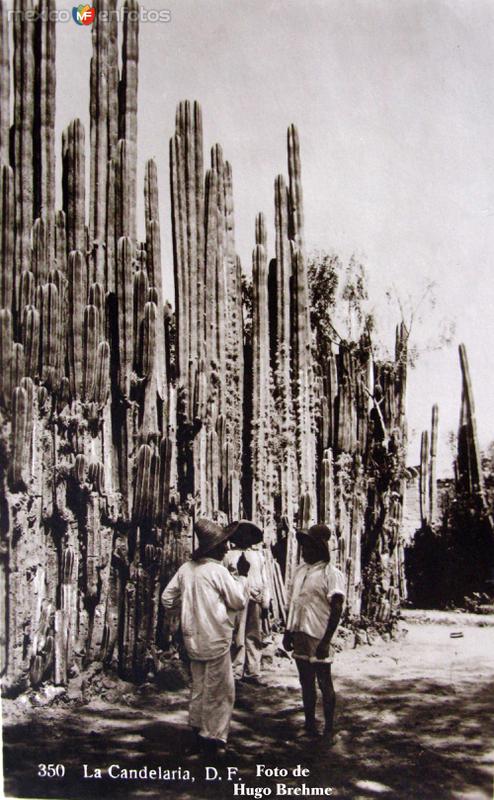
[283,524,345,739]
[223,520,270,685]
[161,518,250,757]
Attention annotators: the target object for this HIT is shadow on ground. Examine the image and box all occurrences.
[3,670,494,800]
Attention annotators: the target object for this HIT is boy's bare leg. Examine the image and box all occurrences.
[315,662,335,736]
[295,659,318,735]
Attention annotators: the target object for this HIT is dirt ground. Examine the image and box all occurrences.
[2,610,494,800]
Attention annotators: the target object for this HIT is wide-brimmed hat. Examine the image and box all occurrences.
[296,523,331,559]
[192,518,234,558]
[227,519,264,548]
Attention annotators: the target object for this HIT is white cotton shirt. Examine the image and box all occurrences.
[223,547,271,608]
[161,558,249,661]
[287,562,346,640]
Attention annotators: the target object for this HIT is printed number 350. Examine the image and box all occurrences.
[38,764,66,778]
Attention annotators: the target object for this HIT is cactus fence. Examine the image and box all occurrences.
[0,0,408,693]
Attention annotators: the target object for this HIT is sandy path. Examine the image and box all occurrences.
[2,611,494,800]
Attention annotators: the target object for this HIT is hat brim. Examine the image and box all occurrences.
[296,530,329,558]
[229,520,264,547]
[192,526,236,559]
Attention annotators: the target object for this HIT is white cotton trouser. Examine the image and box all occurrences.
[232,600,263,679]
[189,651,235,743]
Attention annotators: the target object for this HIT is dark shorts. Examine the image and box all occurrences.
[292,631,334,664]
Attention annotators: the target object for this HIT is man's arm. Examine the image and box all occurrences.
[216,562,249,612]
[161,569,182,611]
[315,594,344,660]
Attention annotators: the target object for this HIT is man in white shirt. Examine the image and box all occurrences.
[223,520,270,685]
[283,524,345,739]
[161,518,250,757]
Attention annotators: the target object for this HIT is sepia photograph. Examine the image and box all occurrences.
[1,1,494,798]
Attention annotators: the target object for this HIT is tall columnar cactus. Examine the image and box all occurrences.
[292,243,316,510]
[106,0,119,161]
[82,304,99,401]
[32,217,48,285]
[0,308,13,408]
[133,443,152,523]
[39,282,61,392]
[273,172,297,539]
[13,0,35,272]
[116,236,134,397]
[63,120,86,256]
[33,0,56,264]
[204,166,220,378]
[320,448,335,532]
[287,124,304,252]
[429,404,439,523]
[114,139,134,243]
[89,0,109,285]
[10,385,30,489]
[119,0,139,244]
[105,157,116,292]
[0,0,9,164]
[144,158,167,405]
[21,304,40,378]
[94,341,110,405]
[457,344,486,503]
[55,209,67,274]
[0,166,14,315]
[170,100,204,417]
[251,228,272,528]
[67,250,87,398]
[133,268,149,371]
[11,342,25,391]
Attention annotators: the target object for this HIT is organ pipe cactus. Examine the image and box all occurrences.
[419,430,429,526]
[119,0,139,243]
[94,341,110,405]
[457,344,486,502]
[39,282,61,391]
[13,0,35,273]
[67,250,87,398]
[429,404,438,523]
[82,305,99,401]
[133,443,152,522]
[0,166,14,314]
[89,0,109,285]
[63,120,86,255]
[0,0,9,164]
[19,269,35,311]
[0,308,13,408]
[116,236,134,396]
[33,0,56,264]
[10,384,30,489]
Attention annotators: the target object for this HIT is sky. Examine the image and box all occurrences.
[14,0,494,475]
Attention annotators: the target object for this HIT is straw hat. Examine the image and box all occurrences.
[192,518,235,558]
[227,519,264,548]
[296,523,331,560]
